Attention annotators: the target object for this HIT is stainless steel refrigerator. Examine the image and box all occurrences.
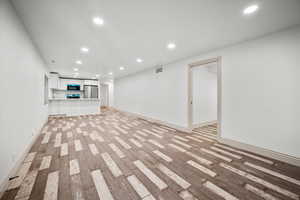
[84,85,98,98]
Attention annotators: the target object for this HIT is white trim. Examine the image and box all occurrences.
[218,137,300,167]
[192,120,218,129]
[114,108,191,133]
[187,57,222,139]
[0,117,49,198]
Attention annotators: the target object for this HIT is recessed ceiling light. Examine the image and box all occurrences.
[108,72,113,75]
[75,60,82,65]
[93,17,104,25]
[243,4,259,15]
[80,47,89,53]
[167,42,176,50]
[136,58,143,63]
[120,66,125,70]
[73,68,79,71]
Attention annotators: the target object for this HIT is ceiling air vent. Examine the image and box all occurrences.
[155,65,163,74]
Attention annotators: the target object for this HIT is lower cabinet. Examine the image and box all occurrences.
[49,100,100,116]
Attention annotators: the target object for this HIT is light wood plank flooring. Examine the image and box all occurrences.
[1,110,300,200]
[193,123,218,136]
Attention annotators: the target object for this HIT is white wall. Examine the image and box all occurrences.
[100,79,114,107]
[192,64,217,126]
[100,84,109,106]
[0,0,48,190]
[115,62,188,128]
[114,25,300,158]
[108,81,114,107]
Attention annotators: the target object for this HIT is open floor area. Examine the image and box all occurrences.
[1,0,300,199]
[1,111,300,200]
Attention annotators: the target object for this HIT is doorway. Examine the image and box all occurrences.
[188,57,221,138]
[100,83,109,111]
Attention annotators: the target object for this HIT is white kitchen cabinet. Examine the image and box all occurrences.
[48,74,59,89]
[48,99,101,116]
[84,80,98,85]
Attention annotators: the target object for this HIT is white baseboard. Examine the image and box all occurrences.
[114,108,191,133]
[192,120,218,129]
[218,137,300,167]
[0,117,49,198]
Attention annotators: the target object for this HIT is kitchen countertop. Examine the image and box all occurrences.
[49,98,100,101]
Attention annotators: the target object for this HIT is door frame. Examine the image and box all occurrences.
[187,57,222,138]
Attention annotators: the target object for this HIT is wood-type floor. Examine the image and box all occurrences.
[193,123,218,136]
[1,110,300,200]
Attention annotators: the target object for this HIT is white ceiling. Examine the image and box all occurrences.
[12,0,300,79]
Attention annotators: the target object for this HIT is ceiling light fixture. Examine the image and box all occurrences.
[108,72,113,75]
[167,42,176,50]
[243,4,259,15]
[136,58,143,63]
[80,47,89,53]
[73,68,79,71]
[93,17,104,25]
[75,60,82,65]
[120,66,125,70]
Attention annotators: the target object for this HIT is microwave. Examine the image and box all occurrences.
[67,84,80,91]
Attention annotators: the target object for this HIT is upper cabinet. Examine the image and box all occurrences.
[84,80,99,86]
[48,73,59,89]
[49,74,99,90]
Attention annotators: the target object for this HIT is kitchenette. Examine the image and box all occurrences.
[48,73,101,116]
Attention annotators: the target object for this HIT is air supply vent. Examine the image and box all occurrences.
[155,65,163,74]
